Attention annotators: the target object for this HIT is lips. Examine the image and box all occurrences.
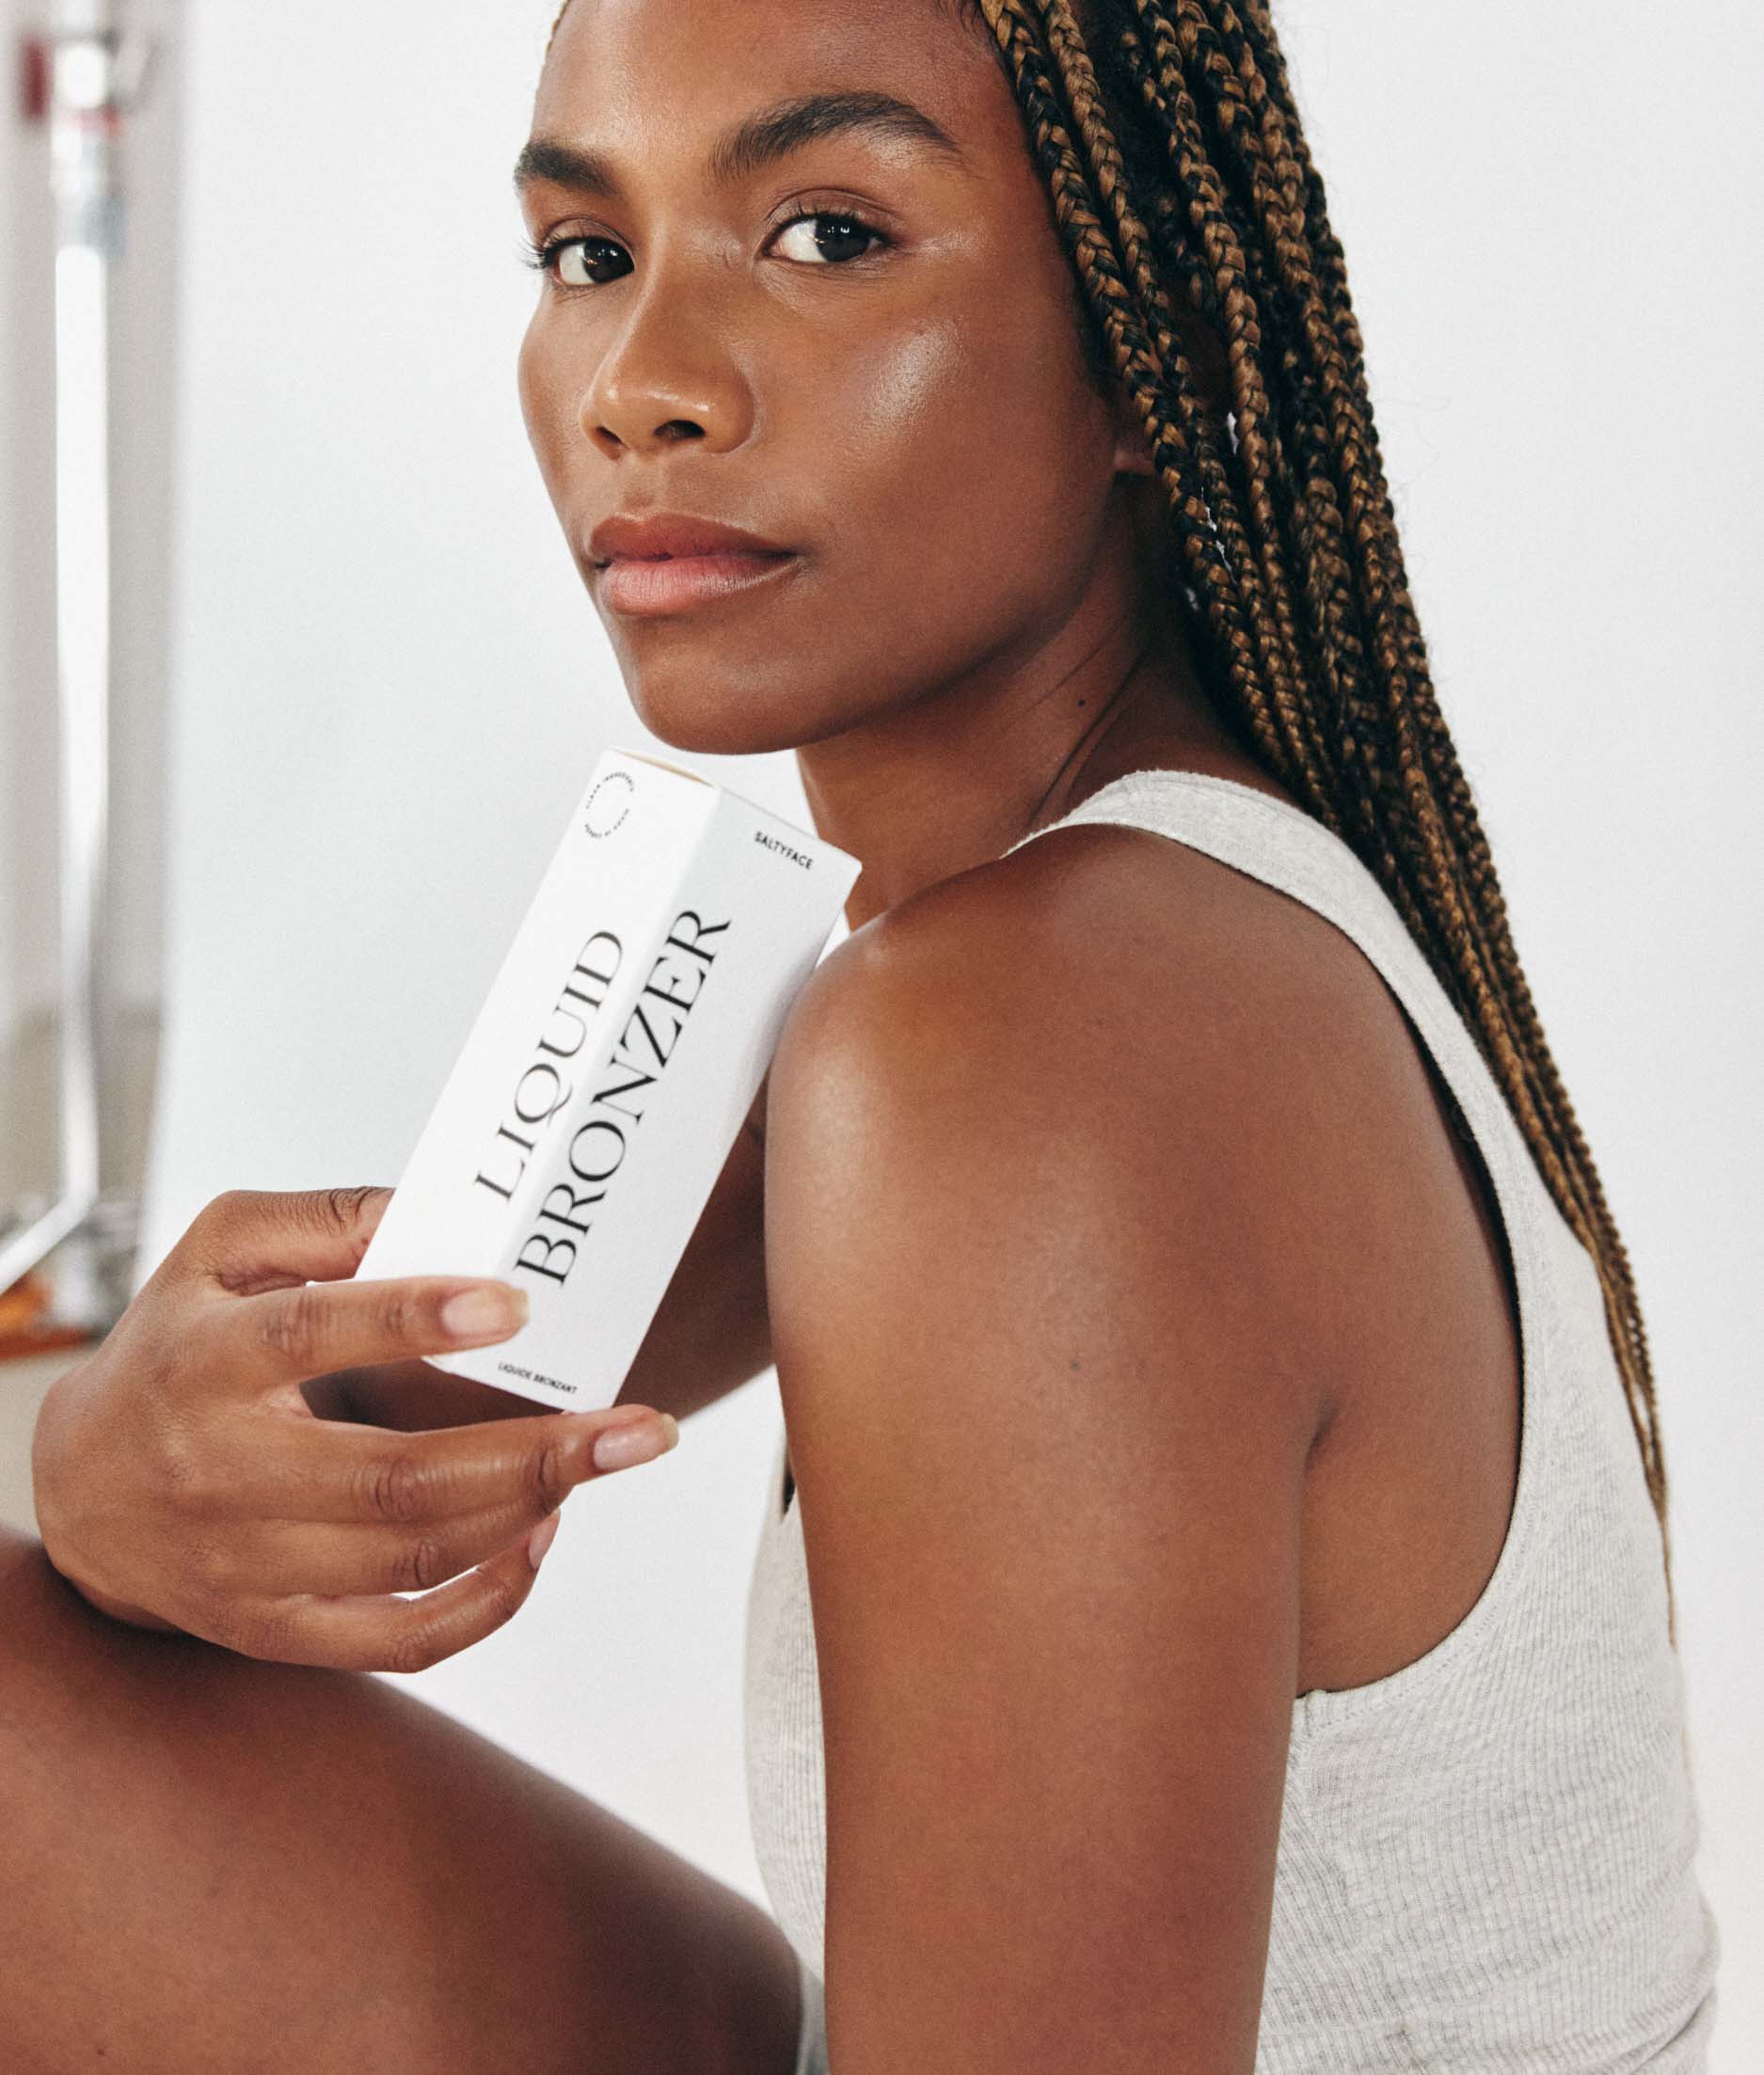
[597,547,803,617]
[589,511,796,565]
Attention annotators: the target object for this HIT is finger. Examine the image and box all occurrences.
[220,1264,532,1391]
[199,1403,678,1526]
[199,1490,564,1599]
[197,1524,551,1674]
[174,1185,399,1294]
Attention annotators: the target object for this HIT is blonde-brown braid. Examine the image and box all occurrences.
[965,0,1675,1633]
[1039,0,1339,800]
[1173,2,1672,1536]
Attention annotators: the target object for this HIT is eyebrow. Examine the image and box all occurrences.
[513,88,968,201]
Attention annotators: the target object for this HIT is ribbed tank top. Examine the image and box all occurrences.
[743,768,1722,2072]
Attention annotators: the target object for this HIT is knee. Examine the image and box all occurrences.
[0,1521,51,1596]
[0,1523,72,1645]
[0,1522,130,1667]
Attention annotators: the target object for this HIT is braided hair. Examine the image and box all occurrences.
[536,0,1678,1639]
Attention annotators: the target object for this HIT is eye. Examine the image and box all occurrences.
[520,235,632,290]
[770,208,889,266]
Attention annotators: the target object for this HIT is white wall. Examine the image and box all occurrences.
[127,0,1758,2055]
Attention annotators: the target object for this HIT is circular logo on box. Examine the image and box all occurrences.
[583,769,635,838]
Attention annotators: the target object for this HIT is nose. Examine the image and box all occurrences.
[578,268,755,459]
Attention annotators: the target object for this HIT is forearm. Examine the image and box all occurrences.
[610,1061,775,1419]
[617,1130,773,1424]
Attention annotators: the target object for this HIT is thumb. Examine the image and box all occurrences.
[184,1183,400,1292]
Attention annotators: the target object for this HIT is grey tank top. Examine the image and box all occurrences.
[743,768,1723,2070]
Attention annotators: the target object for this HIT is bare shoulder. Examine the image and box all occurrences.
[783,807,1402,1085]
[759,813,1410,1515]
[769,815,1411,1419]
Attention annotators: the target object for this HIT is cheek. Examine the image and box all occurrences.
[816,292,1116,637]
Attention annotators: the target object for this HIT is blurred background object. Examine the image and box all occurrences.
[1,0,180,1348]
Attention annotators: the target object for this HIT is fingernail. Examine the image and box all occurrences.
[441,1284,529,1341]
[593,1413,679,1472]
[528,1510,561,1569]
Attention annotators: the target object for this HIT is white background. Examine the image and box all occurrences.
[17,0,1760,2057]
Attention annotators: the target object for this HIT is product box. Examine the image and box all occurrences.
[340,746,862,1410]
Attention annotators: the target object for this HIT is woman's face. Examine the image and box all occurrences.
[516,0,1171,758]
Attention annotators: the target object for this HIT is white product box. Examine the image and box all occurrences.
[342,746,861,1410]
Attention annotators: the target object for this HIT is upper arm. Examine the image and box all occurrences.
[763,842,1335,2073]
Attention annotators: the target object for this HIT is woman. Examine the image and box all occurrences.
[8,0,1721,2068]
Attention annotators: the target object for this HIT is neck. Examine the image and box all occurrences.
[795,499,1241,934]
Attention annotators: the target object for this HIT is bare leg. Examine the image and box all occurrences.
[0,1528,803,2074]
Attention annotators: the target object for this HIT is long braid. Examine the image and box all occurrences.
[983,4,1306,788]
[532,0,1676,1639]
[1043,0,1336,801]
[1221,4,1640,1347]
[966,0,1676,1633]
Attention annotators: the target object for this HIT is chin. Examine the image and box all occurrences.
[620,671,837,762]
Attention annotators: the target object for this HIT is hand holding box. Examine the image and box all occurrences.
[342,747,860,1410]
